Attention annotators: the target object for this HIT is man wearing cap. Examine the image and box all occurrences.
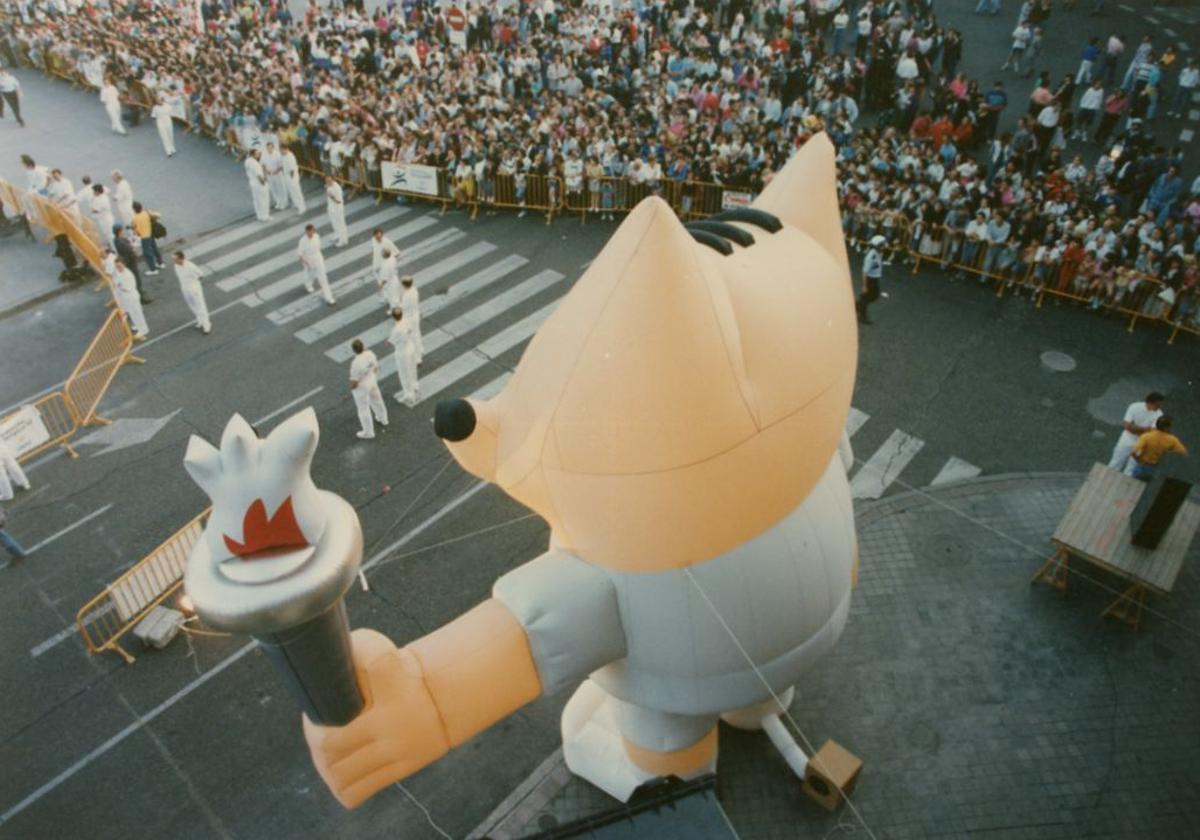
[857,235,886,325]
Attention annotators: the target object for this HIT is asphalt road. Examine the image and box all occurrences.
[0,2,1198,839]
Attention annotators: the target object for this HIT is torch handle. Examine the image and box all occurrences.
[254,598,364,726]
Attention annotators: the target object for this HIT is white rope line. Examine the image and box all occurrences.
[681,566,879,840]
[395,782,452,840]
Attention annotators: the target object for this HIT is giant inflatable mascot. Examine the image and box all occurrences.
[184,133,858,806]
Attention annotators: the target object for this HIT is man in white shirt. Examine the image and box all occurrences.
[245,150,271,222]
[297,223,335,304]
[281,146,306,212]
[0,68,23,127]
[400,275,423,363]
[150,96,177,156]
[387,308,420,406]
[108,252,149,338]
[99,79,126,135]
[22,155,49,192]
[263,142,290,210]
[376,249,401,310]
[111,171,134,227]
[173,251,211,334]
[1108,392,1165,472]
[325,177,348,246]
[370,228,398,273]
[348,338,388,439]
[47,169,79,224]
[90,184,115,249]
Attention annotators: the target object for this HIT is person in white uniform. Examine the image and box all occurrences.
[245,150,271,222]
[349,338,388,439]
[99,79,126,135]
[22,155,49,192]
[0,437,31,503]
[1108,392,1165,472]
[90,184,115,249]
[75,175,94,223]
[400,275,423,363]
[325,177,348,246]
[47,169,80,225]
[376,249,401,310]
[150,96,176,156]
[387,308,420,406]
[106,251,149,338]
[263,142,289,210]
[111,171,135,227]
[281,146,306,212]
[370,228,398,273]
[173,251,211,334]
[297,223,335,304]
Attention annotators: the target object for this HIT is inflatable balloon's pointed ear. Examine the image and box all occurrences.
[752,133,848,276]
[434,397,500,482]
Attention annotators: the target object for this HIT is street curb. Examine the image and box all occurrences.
[0,280,82,322]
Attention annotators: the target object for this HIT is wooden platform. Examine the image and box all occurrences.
[1032,463,1199,629]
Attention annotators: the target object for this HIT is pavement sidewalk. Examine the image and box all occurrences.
[473,473,1200,840]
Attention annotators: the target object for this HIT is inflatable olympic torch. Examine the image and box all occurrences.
[182,408,364,725]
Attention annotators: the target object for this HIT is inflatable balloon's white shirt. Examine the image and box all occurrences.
[200,133,863,808]
[183,409,365,725]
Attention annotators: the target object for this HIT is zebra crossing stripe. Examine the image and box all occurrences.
[470,372,512,401]
[253,227,463,316]
[326,254,531,363]
[410,299,562,402]
[376,269,564,380]
[846,407,869,437]
[186,194,365,263]
[205,204,397,274]
[849,429,924,500]
[295,241,498,344]
[930,457,982,488]
[218,207,414,293]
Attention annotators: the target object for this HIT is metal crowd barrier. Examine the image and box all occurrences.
[64,309,145,427]
[10,393,81,463]
[75,509,210,664]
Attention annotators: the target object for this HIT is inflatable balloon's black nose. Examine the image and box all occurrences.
[435,399,476,442]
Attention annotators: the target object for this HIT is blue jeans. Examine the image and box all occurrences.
[141,236,162,271]
[0,528,25,558]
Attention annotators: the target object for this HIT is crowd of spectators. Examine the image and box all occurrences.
[2,0,1199,325]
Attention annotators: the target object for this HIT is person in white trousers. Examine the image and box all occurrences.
[99,80,126,135]
[1107,392,1165,472]
[151,97,176,156]
[400,275,423,363]
[111,171,135,228]
[282,147,306,212]
[90,184,115,249]
[47,169,80,225]
[376,249,401,311]
[297,224,335,305]
[245,151,271,222]
[349,339,388,439]
[387,308,420,407]
[173,251,211,333]
[0,438,31,502]
[107,252,149,338]
[263,142,289,210]
[325,177,348,246]
[370,228,398,273]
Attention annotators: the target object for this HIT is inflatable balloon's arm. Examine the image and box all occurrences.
[303,599,541,808]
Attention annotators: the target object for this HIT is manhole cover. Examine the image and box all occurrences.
[1040,350,1076,372]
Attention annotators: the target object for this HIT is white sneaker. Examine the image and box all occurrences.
[394,393,405,404]
[356,431,374,440]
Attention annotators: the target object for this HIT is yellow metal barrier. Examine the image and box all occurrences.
[76,509,210,664]
[9,392,80,463]
[64,309,145,427]
[491,172,560,224]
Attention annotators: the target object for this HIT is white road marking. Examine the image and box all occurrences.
[376,270,564,380]
[295,241,497,343]
[411,299,561,402]
[326,255,530,363]
[930,457,982,488]
[252,386,325,427]
[849,430,924,500]
[470,373,512,401]
[29,603,114,659]
[1189,109,1200,122]
[1145,15,1159,24]
[846,407,869,437]
[0,479,489,827]
[252,228,464,316]
[204,205,398,274]
[1117,4,1134,11]
[182,198,361,263]
[218,209,420,293]
[1181,129,1195,143]
[25,504,114,555]
[1164,27,1177,36]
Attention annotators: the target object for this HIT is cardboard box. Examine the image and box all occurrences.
[801,739,863,812]
[132,606,184,650]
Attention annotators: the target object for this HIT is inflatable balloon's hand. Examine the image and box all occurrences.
[302,628,449,808]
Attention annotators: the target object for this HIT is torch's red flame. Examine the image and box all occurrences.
[223,497,308,558]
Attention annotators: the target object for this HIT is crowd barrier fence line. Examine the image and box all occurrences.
[75,509,210,664]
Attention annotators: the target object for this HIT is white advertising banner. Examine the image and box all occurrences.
[0,405,51,459]
[381,162,441,197]
[720,190,754,210]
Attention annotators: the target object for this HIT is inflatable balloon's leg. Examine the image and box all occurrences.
[561,679,718,801]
